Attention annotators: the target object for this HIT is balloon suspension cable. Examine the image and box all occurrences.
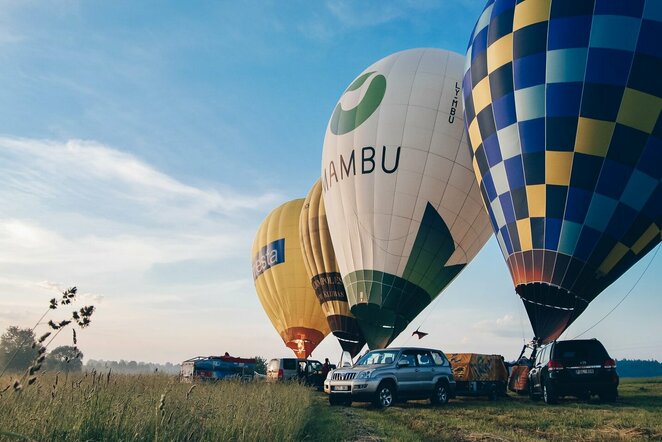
[514,287,527,345]
[571,243,660,340]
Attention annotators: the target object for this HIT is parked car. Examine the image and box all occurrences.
[447,353,508,400]
[266,358,327,389]
[324,347,456,408]
[528,339,619,404]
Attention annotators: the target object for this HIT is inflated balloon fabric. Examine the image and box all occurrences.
[300,179,366,357]
[463,0,661,343]
[252,199,331,358]
[323,48,493,349]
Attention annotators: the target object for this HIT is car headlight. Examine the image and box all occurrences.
[357,370,373,380]
[326,370,333,380]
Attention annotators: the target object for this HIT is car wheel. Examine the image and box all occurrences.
[431,382,449,405]
[599,388,618,403]
[543,380,558,405]
[329,394,342,406]
[374,382,395,409]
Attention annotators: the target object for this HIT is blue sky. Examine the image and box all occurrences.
[0,0,660,363]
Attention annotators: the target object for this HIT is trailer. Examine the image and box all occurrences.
[447,353,509,400]
[181,355,256,382]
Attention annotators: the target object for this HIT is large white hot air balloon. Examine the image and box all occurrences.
[322,48,493,349]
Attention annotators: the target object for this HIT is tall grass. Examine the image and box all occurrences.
[0,373,312,441]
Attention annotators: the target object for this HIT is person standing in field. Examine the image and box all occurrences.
[321,358,331,378]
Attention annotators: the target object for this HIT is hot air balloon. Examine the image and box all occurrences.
[463,0,661,343]
[252,199,331,358]
[299,179,366,357]
[322,48,493,349]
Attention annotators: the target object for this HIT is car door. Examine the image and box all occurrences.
[530,346,548,393]
[395,350,419,395]
[306,360,323,387]
[414,350,436,393]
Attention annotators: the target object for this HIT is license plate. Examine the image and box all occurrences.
[333,385,349,391]
[576,369,594,375]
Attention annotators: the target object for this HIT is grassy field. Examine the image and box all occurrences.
[1,375,660,441]
[303,377,662,441]
[0,373,312,441]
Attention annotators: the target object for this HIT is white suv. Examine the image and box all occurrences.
[324,347,456,408]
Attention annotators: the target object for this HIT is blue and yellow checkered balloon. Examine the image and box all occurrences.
[464,0,661,343]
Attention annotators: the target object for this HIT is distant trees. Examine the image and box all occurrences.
[617,359,662,378]
[0,326,38,372]
[254,356,267,375]
[44,346,83,373]
[1,287,96,388]
[85,359,181,374]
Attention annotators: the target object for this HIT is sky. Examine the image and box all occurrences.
[0,0,660,365]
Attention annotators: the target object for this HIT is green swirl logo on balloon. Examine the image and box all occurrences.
[330,71,386,135]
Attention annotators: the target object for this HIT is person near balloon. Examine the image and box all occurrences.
[321,358,331,378]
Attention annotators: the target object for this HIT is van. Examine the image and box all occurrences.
[266,358,327,388]
[267,358,302,381]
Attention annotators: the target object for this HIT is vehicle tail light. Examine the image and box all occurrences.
[603,358,616,369]
[278,369,284,379]
[547,360,564,371]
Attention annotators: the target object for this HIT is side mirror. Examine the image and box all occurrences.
[397,360,410,368]
[339,351,353,368]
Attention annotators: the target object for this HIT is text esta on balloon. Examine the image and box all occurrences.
[252,238,285,280]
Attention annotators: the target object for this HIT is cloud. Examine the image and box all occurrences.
[0,136,279,291]
[0,135,282,360]
[325,0,441,28]
[298,0,479,42]
[473,314,525,339]
[0,137,280,219]
[297,1,443,42]
[36,280,65,292]
[0,28,23,45]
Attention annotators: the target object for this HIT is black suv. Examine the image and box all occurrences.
[528,339,619,404]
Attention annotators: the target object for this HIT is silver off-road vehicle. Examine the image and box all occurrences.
[324,347,456,408]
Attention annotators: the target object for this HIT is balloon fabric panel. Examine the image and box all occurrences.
[323,48,493,349]
[464,0,662,343]
[252,199,330,358]
[299,180,366,357]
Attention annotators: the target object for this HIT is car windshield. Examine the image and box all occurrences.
[356,350,399,366]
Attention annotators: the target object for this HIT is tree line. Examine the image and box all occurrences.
[0,326,83,373]
[5,324,658,378]
[85,359,180,374]
[1,326,267,376]
[616,359,662,378]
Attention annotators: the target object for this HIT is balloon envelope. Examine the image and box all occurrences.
[252,199,331,358]
[463,0,661,343]
[300,179,366,357]
[322,48,493,349]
